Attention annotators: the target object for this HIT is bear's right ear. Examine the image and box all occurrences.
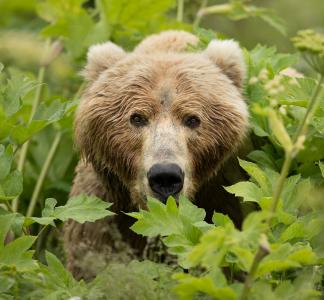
[82,42,126,82]
[204,39,245,89]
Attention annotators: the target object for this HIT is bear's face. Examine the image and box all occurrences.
[76,32,248,207]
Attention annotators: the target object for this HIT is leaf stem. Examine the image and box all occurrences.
[239,74,324,300]
[194,0,208,27]
[12,65,47,212]
[26,132,62,217]
[239,246,269,300]
[177,0,184,22]
[196,3,231,20]
[25,81,84,218]
[293,75,324,141]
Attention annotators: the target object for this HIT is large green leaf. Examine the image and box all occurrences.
[129,197,207,238]
[224,181,263,203]
[0,234,38,272]
[238,159,272,195]
[173,272,237,300]
[29,195,114,226]
[98,0,175,29]
[129,197,210,267]
[54,195,114,223]
[1,69,37,117]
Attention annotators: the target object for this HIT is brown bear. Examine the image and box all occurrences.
[63,30,249,280]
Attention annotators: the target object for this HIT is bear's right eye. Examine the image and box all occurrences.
[130,113,148,127]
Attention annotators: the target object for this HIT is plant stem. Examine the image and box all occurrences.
[25,81,85,218]
[26,133,62,217]
[12,65,47,212]
[239,246,268,300]
[268,154,292,216]
[194,0,208,27]
[239,74,324,300]
[177,0,184,22]
[35,224,50,259]
[196,3,231,20]
[293,75,324,141]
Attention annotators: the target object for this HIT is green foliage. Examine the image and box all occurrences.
[0,145,23,201]
[292,30,324,75]
[0,0,323,299]
[128,196,211,267]
[198,0,286,35]
[0,195,113,299]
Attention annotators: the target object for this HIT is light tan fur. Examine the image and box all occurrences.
[64,30,249,279]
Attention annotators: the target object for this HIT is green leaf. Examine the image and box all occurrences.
[238,159,272,194]
[0,235,38,272]
[279,222,305,242]
[0,214,14,245]
[129,197,206,238]
[98,0,175,29]
[34,99,68,123]
[26,196,114,227]
[128,197,208,267]
[25,216,56,227]
[0,144,13,181]
[2,69,37,116]
[257,243,317,276]
[230,246,254,271]
[247,150,278,171]
[173,272,237,300]
[212,212,234,227]
[48,195,114,223]
[287,246,317,265]
[281,174,301,212]
[224,181,263,203]
[37,0,87,22]
[0,275,15,293]
[319,161,324,177]
[42,198,57,217]
[178,195,206,223]
[0,170,23,201]
[45,251,75,287]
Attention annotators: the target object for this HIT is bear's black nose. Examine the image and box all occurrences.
[147,163,184,202]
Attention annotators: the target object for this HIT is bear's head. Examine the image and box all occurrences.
[75,31,248,207]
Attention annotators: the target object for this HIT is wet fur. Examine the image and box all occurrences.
[64,31,249,280]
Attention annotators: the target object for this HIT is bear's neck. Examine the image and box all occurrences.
[95,166,135,213]
[93,165,146,252]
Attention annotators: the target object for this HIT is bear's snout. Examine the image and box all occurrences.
[147,163,184,202]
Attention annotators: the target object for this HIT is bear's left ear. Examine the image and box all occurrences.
[82,42,126,82]
[204,40,245,89]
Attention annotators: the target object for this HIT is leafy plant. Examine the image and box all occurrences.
[0,0,323,299]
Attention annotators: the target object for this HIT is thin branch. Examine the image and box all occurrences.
[177,0,184,22]
[12,65,47,212]
[26,132,62,217]
[25,81,85,218]
[193,0,208,27]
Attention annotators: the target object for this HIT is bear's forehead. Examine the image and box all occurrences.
[91,52,242,110]
[114,54,232,91]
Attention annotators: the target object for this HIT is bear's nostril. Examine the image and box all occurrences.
[147,163,184,202]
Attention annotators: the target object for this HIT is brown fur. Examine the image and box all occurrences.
[64,31,249,279]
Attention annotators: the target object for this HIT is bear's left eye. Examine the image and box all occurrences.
[183,115,200,129]
[130,113,148,127]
